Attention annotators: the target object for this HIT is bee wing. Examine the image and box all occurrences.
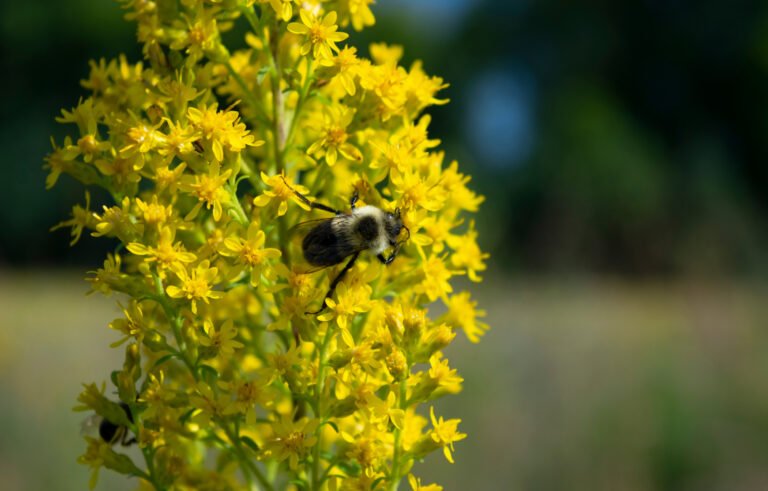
[80,414,102,436]
[294,263,334,275]
[289,217,334,234]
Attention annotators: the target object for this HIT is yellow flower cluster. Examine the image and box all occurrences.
[51,1,488,490]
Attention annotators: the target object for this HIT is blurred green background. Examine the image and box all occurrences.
[2,0,768,490]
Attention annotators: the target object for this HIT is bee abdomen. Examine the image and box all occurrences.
[302,220,353,266]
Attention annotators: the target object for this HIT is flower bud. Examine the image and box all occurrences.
[142,330,168,352]
[386,349,408,381]
[384,306,404,341]
[330,396,356,418]
[205,43,231,64]
[417,323,456,362]
[402,307,425,353]
[408,374,438,405]
[328,349,352,370]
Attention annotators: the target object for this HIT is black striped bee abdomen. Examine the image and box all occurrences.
[302,218,358,266]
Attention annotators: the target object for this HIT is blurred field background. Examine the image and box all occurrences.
[2,0,768,490]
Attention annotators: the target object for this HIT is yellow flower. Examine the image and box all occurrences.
[416,254,453,302]
[181,161,232,221]
[199,319,244,359]
[288,10,349,63]
[127,226,196,272]
[390,168,447,212]
[189,381,227,427]
[153,162,187,193]
[63,133,111,163]
[108,300,147,347]
[329,45,360,95]
[266,345,303,382]
[410,215,458,253]
[138,371,174,421]
[220,378,273,425]
[220,222,282,287]
[166,260,223,314]
[429,406,466,464]
[169,9,219,62]
[447,221,489,282]
[262,415,319,469]
[86,253,125,295]
[91,197,137,241]
[44,138,74,189]
[441,161,485,212]
[56,97,99,136]
[135,196,173,227]
[317,282,371,330]
[252,172,311,217]
[408,474,443,491]
[306,104,363,166]
[336,327,380,375]
[51,192,92,246]
[340,427,388,471]
[403,61,449,114]
[187,103,262,161]
[267,0,297,21]
[93,153,143,187]
[427,353,463,395]
[338,0,376,31]
[159,119,196,157]
[442,292,489,343]
[121,121,165,155]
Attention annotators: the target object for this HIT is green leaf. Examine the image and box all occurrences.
[320,420,339,433]
[103,448,144,477]
[288,479,308,489]
[257,66,272,85]
[240,435,260,453]
[151,353,178,370]
[371,476,387,490]
[198,364,219,383]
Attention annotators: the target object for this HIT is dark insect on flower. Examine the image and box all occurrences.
[98,402,136,446]
[285,178,410,314]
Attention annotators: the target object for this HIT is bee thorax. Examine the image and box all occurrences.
[352,206,389,254]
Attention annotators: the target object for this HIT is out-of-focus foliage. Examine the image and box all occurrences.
[4,0,768,274]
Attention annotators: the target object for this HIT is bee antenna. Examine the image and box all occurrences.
[402,224,410,241]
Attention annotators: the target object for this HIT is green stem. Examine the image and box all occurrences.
[268,26,286,173]
[151,272,198,377]
[223,61,271,126]
[227,184,250,225]
[221,420,274,491]
[139,446,165,490]
[389,378,408,491]
[284,57,314,151]
[239,156,262,191]
[311,324,334,490]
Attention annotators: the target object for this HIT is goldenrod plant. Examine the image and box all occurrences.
[47,1,489,489]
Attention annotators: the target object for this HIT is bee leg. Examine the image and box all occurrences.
[281,176,341,215]
[350,190,359,210]
[122,432,137,446]
[377,250,398,265]
[306,252,360,315]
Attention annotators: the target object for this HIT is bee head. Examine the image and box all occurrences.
[384,207,409,246]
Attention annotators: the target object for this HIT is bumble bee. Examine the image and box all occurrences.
[285,179,409,313]
[82,402,136,446]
